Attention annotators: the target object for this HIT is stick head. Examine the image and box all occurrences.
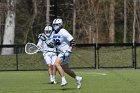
[25,43,39,54]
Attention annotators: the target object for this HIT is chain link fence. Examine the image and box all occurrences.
[0,43,139,71]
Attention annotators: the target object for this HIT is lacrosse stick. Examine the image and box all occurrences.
[25,43,43,54]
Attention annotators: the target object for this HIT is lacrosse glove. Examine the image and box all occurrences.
[46,38,55,48]
[38,33,47,41]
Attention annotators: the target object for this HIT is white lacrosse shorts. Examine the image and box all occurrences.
[57,51,71,65]
[43,52,57,65]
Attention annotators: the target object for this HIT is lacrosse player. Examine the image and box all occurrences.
[37,25,57,84]
[51,18,83,89]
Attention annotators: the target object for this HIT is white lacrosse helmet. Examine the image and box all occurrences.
[52,18,63,25]
[44,26,52,37]
[52,18,63,32]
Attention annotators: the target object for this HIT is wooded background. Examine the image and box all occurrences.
[0,0,140,45]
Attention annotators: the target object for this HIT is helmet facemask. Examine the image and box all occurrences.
[44,30,52,37]
[53,23,62,32]
[44,26,52,37]
[52,19,63,33]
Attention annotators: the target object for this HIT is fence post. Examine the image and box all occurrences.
[94,44,96,68]
[134,44,137,69]
[15,45,19,71]
[95,45,99,69]
[132,43,137,69]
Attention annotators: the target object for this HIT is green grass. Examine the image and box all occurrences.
[99,47,132,67]
[0,69,140,93]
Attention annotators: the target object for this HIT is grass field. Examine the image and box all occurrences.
[0,69,140,93]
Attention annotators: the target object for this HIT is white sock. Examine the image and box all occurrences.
[75,76,80,80]
[50,75,53,81]
[62,76,66,83]
[52,75,56,81]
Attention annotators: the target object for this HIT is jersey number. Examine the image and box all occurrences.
[53,36,61,45]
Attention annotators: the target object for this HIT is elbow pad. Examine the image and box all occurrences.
[70,39,76,46]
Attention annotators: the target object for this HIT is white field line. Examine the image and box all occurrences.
[95,72,107,75]
[84,72,107,76]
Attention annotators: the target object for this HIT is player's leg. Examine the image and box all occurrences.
[61,63,82,89]
[61,53,76,79]
[47,64,54,83]
[61,63,76,78]
[52,65,57,84]
[52,55,57,84]
[61,56,83,89]
[44,54,54,83]
[54,56,67,86]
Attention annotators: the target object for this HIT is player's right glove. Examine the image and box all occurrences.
[46,38,55,48]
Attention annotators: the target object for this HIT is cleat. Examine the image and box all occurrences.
[50,79,54,84]
[61,81,67,86]
[50,81,54,84]
[76,76,82,89]
[50,80,57,84]
[53,81,57,84]
[61,76,67,87]
[61,82,67,90]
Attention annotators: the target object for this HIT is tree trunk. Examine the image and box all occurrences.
[95,3,99,46]
[109,0,115,43]
[1,0,16,55]
[24,0,37,43]
[133,0,136,45]
[0,2,6,44]
[137,1,140,43]
[123,0,127,43]
[46,0,50,25]
[73,0,76,38]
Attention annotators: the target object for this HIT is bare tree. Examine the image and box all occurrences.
[1,0,16,55]
[24,0,37,43]
[0,1,6,44]
[72,0,76,38]
[136,0,140,43]
[75,0,97,44]
[124,0,127,43]
[95,2,99,46]
[133,0,136,45]
[46,0,50,25]
[109,0,115,43]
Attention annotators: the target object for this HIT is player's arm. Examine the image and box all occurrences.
[63,29,76,47]
[36,39,42,48]
[62,29,74,40]
[37,33,45,50]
